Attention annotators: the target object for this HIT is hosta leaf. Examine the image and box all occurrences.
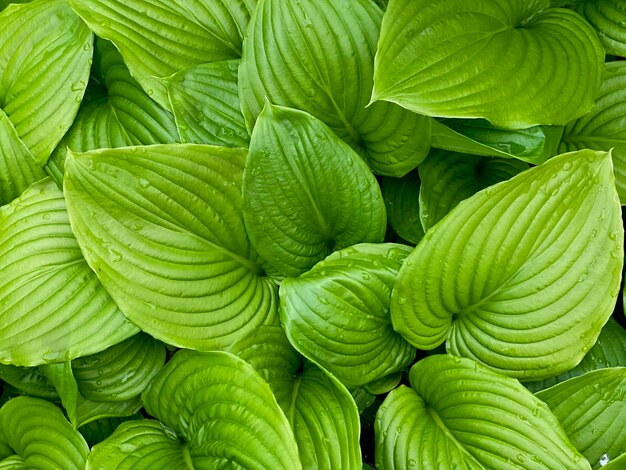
[601,453,626,469]
[239,0,431,177]
[74,397,142,429]
[0,0,92,163]
[0,396,88,469]
[72,333,166,402]
[244,104,386,278]
[64,144,277,350]
[78,415,142,447]
[363,372,403,395]
[536,368,626,469]
[46,38,179,181]
[164,61,249,147]
[577,0,626,56]
[142,350,301,469]
[40,362,79,426]
[418,149,528,231]
[87,420,188,470]
[381,172,424,244]
[376,355,591,470]
[67,0,256,109]
[0,364,58,400]
[0,178,137,366]
[373,0,604,128]
[525,318,626,393]
[431,119,563,165]
[0,110,44,206]
[288,362,361,469]
[391,149,623,379]
[560,61,626,204]
[280,243,415,388]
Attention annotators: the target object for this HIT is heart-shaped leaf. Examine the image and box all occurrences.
[67,0,256,109]
[0,178,137,366]
[376,354,591,469]
[536,368,626,469]
[239,0,431,176]
[243,104,386,279]
[281,243,415,388]
[392,149,623,379]
[577,0,626,56]
[64,144,278,350]
[373,0,604,128]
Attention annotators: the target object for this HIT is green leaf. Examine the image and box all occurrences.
[0,110,45,206]
[431,119,564,165]
[74,397,142,429]
[143,350,301,469]
[0,178,137,366]
[577,0,626,56]
[244,104,387,278]
[418,149,528,231]
[391,149,623,379]
[164,60,249,147]
[0,396,88,469]
[376,354,591,470]
[0,364,58,400]
[63,144,278,350]
[601,452,626,469]
[525,318,626,393]
[288,362,362,470]
[67,0,256,109]
[0,0,92,164]
[40,362,80,426]
[46,38,179,182]
[281,243,415,388]
[536,368,626,469]
[373,0,604,128]
[78,414,142,447]
[381,171,424,244]
[72,333,166,402]
[239,0,431,176]
[87,420,189,470]
[363,372,403,395]
[560,61,626,204]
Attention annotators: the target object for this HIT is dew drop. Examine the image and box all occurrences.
[96,380,102,386]
[408,458,417,467]
[562,161,573,171]
[146,89,154,96]
[71,80,85,92]
[609,231,620,241]
[517,454,526,463]
[317,296,329,305]
[361,272,371,281]
[251,166,262,177]
[397,297,407,305]
[598,453,610,467]
[138,178,150,189]
[110,249,123,262]
[97,369,104,376]
[83,43,91,51]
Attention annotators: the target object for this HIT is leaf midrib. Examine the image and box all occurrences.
[426,405,481,466]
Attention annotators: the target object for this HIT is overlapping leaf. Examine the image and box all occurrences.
[381,172,424,244]
[64,144,278,350]
[239,0,431,176]
[46,38,179,182]
[560,61,626,204]
[164,60,249,147]
[68,0,256,109]
[373,0,604,128]
[243,104,386,278]
[577,0,626,56]
[0,0,92,164]
[536,368,626,469]
[376,355,591,469]
[0,396,89,469]
[0,178,137,366]
[281,243,415,388]
[418,149,528,230]
[391,149,623,379]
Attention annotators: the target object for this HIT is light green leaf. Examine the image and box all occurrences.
[87,420,189,470]
[577,0,626,56]
[391,149,623,379]
[418,149,528,231]
[351,387,376,414]
[78,414,142,447]
[560,61,626,204]
[0,110,45,206]
[64,144,277,350]
[46,38,179,182]
[376,354,591,470]
[143,350,302,469]
[373,0,604,128]
[600,452,626,469]
[239,0,431,176]
[164,60,249,147]
[74,397,142,429]
[40,362,80,426]
[0,0,92,164]
[363,372,403,395]
[525,318,626,393]
[431,119,563,165]
[381,171,424,244]
[244,104,387,278]
[0,178,137,366]
[536,368,626,469]
[67,0,256,109]
[72,333,166,402]
[0,396,88,469]
[281,243,415,388]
